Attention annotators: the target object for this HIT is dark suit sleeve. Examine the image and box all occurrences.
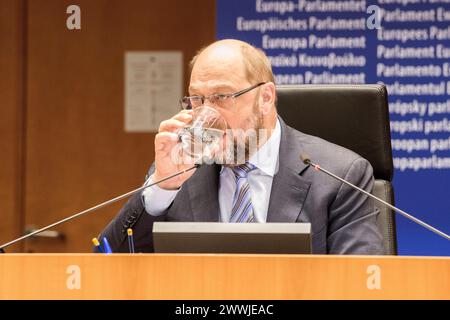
[95,163,167,253]
[327,157,384,255]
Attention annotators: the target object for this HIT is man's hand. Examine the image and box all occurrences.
[152,110,196,190]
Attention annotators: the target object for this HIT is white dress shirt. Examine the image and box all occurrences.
[143,119,281,222]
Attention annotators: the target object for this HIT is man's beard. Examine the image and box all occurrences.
[225,100,265,166]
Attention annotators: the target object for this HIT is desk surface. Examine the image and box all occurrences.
[0,254,448,299]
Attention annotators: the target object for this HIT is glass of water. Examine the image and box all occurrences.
[177,106,228,164]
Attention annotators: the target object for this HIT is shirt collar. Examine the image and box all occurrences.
[248,118,281,177]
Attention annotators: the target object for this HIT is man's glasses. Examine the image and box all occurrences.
[180,82,266,110]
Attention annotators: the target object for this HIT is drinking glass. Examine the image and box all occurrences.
[177,106,227,163]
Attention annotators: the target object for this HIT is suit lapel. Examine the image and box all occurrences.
[267,118,312,222]
[186,164,221,222]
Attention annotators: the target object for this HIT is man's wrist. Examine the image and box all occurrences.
[151,173,181,190]
[143,173,181,216]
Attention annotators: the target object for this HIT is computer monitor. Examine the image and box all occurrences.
[153,222,311,254]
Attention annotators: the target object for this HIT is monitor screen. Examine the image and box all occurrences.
[153,222,311,254]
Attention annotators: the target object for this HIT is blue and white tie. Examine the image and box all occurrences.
[230,163,257,223]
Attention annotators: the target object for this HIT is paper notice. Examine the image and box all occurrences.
[125,51,183,132]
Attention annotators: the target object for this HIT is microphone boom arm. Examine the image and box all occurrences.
[0,164,199,251]
[303,156,449,241]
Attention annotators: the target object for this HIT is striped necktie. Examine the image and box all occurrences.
[230,163,257,223]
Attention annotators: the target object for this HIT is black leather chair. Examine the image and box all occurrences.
[276,84,397,255]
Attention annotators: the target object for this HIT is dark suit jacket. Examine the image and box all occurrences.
[98,117,384,254]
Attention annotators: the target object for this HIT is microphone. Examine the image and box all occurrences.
[301,154,450,241]
[0,164,199,252]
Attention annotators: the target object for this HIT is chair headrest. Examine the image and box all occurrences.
[276,84,393,181]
